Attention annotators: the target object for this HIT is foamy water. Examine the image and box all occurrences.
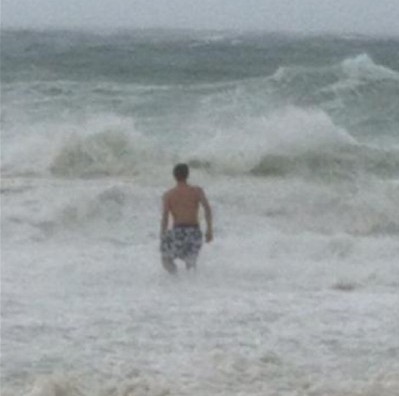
[2,30,399,395]
[2,172,399,395]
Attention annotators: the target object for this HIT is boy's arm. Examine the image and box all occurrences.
[199,188,213,243]
[160,193,169,238]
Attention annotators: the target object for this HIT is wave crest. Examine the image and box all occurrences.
[50,130,151,178]
[341,53,399,81]
[188,108,354,175]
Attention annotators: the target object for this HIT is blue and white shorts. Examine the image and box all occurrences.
[161,225,202,261]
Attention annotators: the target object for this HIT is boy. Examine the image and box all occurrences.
[160,164,213,274]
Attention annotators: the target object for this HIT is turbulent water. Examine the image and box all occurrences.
[1,29,399,396]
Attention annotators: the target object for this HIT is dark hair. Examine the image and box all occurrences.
[173,163,189,181]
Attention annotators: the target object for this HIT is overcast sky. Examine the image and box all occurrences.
[2,0,399,36]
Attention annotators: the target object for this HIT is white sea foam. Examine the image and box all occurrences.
[2,164,399,396]
[2,175,399,395]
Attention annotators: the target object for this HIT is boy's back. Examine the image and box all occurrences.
[164,184,202,226]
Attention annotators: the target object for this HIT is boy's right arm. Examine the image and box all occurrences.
[160,193,169,238]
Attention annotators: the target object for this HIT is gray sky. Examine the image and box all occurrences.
[2,0,399,36]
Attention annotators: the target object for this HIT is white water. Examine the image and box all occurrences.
[2,168,399,395]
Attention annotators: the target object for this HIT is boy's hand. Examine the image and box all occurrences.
[205,230,213,243]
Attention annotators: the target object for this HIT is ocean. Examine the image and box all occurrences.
[1,29,399,395]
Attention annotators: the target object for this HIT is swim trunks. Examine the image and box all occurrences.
[161,225,202,261]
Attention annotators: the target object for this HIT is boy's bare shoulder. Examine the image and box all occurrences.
[190,185,204,194]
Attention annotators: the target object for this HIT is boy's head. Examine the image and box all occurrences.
[173,163,189,181]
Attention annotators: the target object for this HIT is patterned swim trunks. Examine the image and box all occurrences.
[161,225,203,261]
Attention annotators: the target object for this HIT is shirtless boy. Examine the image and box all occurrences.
[160,163,213,274]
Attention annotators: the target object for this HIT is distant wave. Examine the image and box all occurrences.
[50,131,138,178]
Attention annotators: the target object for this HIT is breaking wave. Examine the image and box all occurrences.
[187,107,399,179]
[2,115,166,178]
[50,131,141,178]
